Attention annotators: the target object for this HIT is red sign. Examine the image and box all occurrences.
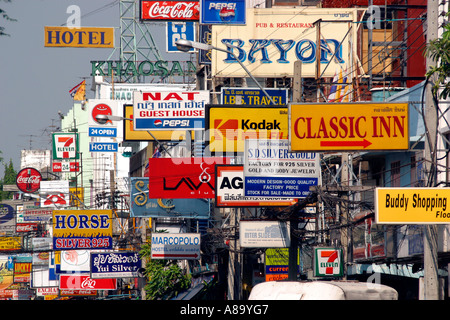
[16,167,42,193]
[148,157,229,198]
[141,1,200,21]
[59,274,117,290]
[16,223,38,233]
[52,162,80,172]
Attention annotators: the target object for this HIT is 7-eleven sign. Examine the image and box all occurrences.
[314,247,344,277]
[52,133,79,160]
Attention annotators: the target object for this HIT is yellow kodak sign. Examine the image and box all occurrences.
[375,188,450,224]
[289,103,409,151]
[206,106,289,153]
[44,26,114,48]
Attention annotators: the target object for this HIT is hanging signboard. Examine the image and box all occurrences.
[52,210,113,250]
[239,221,290,248]
[133,90,209,131]
[206,105,289,154]
[44,26,114,48]
[59,274,117,290]
[375,187,450,224]
[16,168,42,193]
[313,247,344,277]
[90,251,142,279]
[166,21,195,52]
[151,233,201,259]
[52,132,79,160]
[40,180,70,208]
[200,0,246,25]
[211,7,358,78]
[148,157,229,198]
[88,99,120,137]
[215,165,297,207]
[221,87,287,105]
[130,177,210,219]
[289,102,409,151]
[140,0,200,21]
[243,139,319,198]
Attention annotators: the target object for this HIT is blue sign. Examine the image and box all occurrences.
[244,177,318,198]
[90,251,142,279]
[89,127,117,137]
[134,118,205,130]
[130,177,210,219]
[166,21,195,52]
[199,24,212,65]
[89,142,118,152]
[221,87,288,105]
[200,0,246,25]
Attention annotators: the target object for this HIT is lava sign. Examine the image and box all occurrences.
[289,102,409,151]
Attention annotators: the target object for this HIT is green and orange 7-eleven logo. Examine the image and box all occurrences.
[314,247,344,277]
[52,133,79,160]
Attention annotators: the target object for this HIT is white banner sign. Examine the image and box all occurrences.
[239,221,290,248]
[151,233,201,259]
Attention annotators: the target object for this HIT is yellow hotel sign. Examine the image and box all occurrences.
[206,105,289,153]
[376,188,450,224]
[289,103,409,151]
[44,26,114,48]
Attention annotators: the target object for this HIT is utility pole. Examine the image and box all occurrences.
[423,0,441,300]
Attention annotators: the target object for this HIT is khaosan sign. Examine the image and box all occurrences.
[289,102,409,151]
[206,105,289,154]
[133,90,209,130]
[130,177,210,219]
[211,7,358,78]
[44,26,114,48]
[244,139,319,198]
[52,210,113,250]
[375,188,450,224]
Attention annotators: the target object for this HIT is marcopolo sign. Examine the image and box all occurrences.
[151,233,201,260]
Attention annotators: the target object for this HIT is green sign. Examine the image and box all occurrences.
[90,60,196,78]
[313,247,344,277]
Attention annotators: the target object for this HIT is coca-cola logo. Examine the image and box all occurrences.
[16,167,42,193]
[141,1,200,20]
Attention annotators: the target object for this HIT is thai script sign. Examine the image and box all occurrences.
[90,251,142,278]
[44,26,114,48]
[133,90,209,131]
[52,210,113,250]
[211,8,357,78]
[59,274,117,290]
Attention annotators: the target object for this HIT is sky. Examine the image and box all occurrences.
[0,0,187,177]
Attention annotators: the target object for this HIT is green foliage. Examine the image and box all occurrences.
[0,158,16,201]
[426,14,450,99]
[139,240,191,300]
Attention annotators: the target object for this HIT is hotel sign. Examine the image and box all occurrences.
[44,26,114,48]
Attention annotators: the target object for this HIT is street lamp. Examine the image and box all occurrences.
[94,114,173,157]
[175,39,276,105]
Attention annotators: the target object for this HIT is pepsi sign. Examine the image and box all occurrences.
[200,0,246,25]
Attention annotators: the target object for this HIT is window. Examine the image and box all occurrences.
[391,160,401,187]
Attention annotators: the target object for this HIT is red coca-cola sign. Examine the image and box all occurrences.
[141,0,200,21]
[16,167,42,193]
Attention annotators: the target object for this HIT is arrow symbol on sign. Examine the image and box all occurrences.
[320,139,372,149]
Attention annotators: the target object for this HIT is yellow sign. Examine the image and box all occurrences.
[376,188,450,224]
[70,187,84,207]
[289,103,409,151]
[124,105,194,141]
[53,210,113,250]
[206,106,289,153]
[0,237,22,251]
[44,26,114,48]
